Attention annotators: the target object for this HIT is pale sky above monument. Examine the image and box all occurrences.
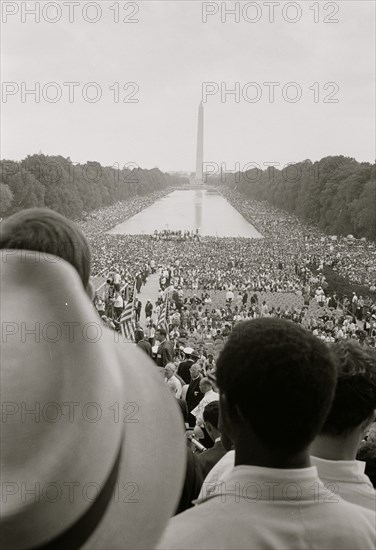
[1,1,375,172]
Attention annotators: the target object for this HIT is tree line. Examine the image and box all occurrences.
[0,154,185,220]
[210,156,375,241]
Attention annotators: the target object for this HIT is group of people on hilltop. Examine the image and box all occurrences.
[1,206,376,550]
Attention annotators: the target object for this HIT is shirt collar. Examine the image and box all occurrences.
[311,455,366,479]
[202,464,322,503]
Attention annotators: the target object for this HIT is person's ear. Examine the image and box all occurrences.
[86,280,95,301]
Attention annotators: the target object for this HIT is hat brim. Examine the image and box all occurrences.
[84,344,186,549]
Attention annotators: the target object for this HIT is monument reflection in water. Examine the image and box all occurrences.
[108,189,263,238]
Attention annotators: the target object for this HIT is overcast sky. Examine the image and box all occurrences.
[1,0,375,172]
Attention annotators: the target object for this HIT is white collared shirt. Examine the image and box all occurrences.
[190,389,219,426]
[113,294,123,308]
[158,464,376,550]
[165,375,182,399]
[311,455,376,512]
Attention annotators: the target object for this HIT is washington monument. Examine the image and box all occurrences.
[195,101,204,182]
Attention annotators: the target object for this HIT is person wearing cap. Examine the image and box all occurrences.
[159,318,376,550]
[1,249,186,549]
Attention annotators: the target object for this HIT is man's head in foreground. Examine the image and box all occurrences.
[0,208,93,296]
[311,340,376,460]
[216,318,337,468]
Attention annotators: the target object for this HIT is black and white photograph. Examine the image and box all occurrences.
[1,1,375,548]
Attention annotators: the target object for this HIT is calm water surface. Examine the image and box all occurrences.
[108,189,263,238]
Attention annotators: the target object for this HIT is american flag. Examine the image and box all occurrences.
[119,300,135,342]
[120,319,135,341]
[119,300,133,323]
[157,299,170,335]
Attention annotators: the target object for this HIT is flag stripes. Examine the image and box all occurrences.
[119,279,137,341]
[121,319,135,341]
[157,298,170,335]
[119,301,133,323]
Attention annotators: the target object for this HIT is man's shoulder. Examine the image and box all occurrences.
[157,501,218,549]
[197,442,226,469]
[138,340,152,354]
[326,497,376,543]
[158,496,376,550]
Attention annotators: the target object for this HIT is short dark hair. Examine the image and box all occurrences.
[200,378,213,391]
[216,318,337,454]
[0,208,91,288]
[321,341,376,436]
[203,401,219,430]
[134,329,144,343]
[157,327,167,337]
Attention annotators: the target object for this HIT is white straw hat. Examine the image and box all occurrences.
[0,250,186,549]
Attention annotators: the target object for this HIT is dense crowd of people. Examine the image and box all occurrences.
[221,187,376,288]
[151,229,201,241]
[1,204,376,550]
[82,188,376,292]
[84,187,375,349]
